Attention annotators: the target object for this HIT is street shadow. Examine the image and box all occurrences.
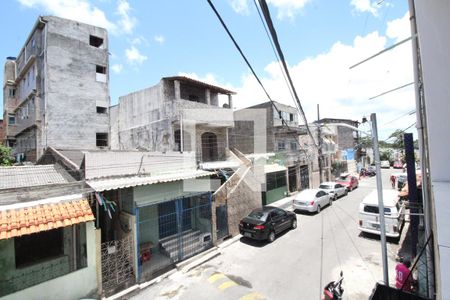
[239,229,292,248]
[293,204,333,216]
[358,231,401,245]
[397,222,413,261]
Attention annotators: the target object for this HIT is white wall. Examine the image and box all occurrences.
[415,1,450,299]
[3,222,98,300]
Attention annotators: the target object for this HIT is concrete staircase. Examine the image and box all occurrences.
[159,230,209,262]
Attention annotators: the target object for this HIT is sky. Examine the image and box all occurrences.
[0,0,417,140]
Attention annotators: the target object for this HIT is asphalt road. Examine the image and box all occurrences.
[130,169,405,300]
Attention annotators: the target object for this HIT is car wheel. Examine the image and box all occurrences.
[317,205,321,214]
[291,219,297,229]
[268,231,276,243]
[329,199,333,206]
[344,190,348,196]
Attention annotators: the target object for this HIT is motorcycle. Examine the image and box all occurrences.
[323,271,344,300]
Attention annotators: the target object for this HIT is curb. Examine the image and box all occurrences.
[176,246,219,270]
[218,234,241,250]
[180,249,221,273]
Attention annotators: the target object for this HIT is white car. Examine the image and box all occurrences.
[358,189,405,238]
[319,182,348,200]
[380,160,391,168]
[293,189,332,213]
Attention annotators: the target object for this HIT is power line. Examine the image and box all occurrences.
[369,82,414,100]
[382,109,416,126]
[257,0,318,149]
[252,0,298,117]
[206,0,312,153]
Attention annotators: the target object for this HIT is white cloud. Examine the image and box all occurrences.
[125,46,147,64]
[230,0,250,15]
[116,0,136,34]
[111,64,123,74]
[386,12,411,42]
[230,13,415,139]
[17,0,117,32]
[350,0,379,17]
[154,35,165,45]
[266,0,310,20]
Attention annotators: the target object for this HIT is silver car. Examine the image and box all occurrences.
[292,189,332,213]
[319,182,348,200]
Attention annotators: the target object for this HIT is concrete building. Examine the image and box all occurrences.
[2,16,110,162]
[110,76,234,163]
[0,165,98,299]
[316,118,360,174]
[40,147,261,295]
[0,120,4,145]
[300,123,338,185]
[413,2,450,299]
[230,101,308,204]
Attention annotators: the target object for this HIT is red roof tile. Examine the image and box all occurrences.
[0,199,94,240]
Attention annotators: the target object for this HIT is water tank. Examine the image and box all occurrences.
[4,57,16,85]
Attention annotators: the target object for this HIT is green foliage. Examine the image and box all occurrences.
[0,145,14,166]
[380,148,394,162]
[388,129,405,149]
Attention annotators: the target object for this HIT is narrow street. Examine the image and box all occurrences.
[130,169,406,300]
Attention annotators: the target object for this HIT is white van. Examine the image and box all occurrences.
[358,189,405,238]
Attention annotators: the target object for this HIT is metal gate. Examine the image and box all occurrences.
[216,204,229,240]
[300,165,310,189]
[101,236,135,297]
[137,193,213,281]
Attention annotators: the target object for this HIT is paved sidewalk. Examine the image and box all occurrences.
[266,193,297,211]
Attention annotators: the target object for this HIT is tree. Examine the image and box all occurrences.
[380,148,394,162]
[0,145,14,166]
[388,129,405,149]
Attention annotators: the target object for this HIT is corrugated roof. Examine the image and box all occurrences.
[0,199,94,240]
[87,170,214,192]
[163,76,236,95]
[0,165,75,190]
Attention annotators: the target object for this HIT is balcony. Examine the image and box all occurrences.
[174,100,234,127]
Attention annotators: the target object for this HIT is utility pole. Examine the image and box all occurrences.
[408,0,434,297]
[317,104,323,183]
[371,113,389,285]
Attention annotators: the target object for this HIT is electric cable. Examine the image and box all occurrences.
[206,0,310,153]
[257,0,318,149]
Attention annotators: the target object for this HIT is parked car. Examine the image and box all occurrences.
[358,189,405,238]
[393,161,403,169]
[319,182,348,200]
[336,174,359,191]
[380,160,391,168]
[239,206,297,242]
[293,189,332,213]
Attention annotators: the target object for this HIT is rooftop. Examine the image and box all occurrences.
[0,164,75,190]
[163,76,236,95]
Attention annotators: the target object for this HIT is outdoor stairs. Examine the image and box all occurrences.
[159,229,209,262]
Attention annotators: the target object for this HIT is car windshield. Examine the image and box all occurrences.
[363,205,392,215]
[338,177,350,182]
[319,184,332,189]
[248,210,267,221]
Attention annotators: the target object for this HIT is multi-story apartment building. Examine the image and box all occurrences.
[110,76,235,163]
[0,119,4,145]
[231,101,308,204]
[2,16,110,162]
